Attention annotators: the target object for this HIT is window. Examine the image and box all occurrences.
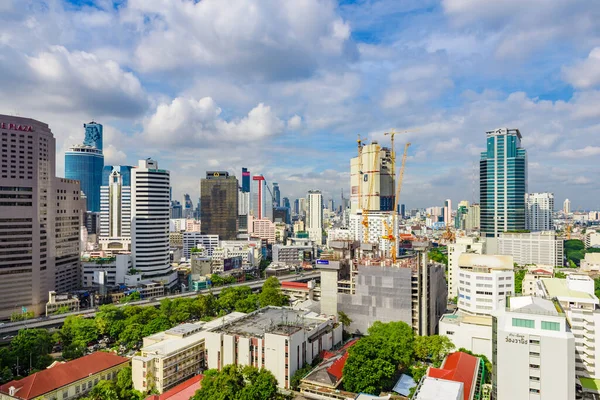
[529,364,540,369]
[541,321,560,331]
[513,318,535,328]
[530,376,540,381]
[62,391,68,399]
[529,388,540,394]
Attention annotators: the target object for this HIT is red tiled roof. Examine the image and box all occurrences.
[145,375,203,400]
[531,269,552,275]
[0,352,129,400]
[319,350,336,360]
[340,338,359,351]
[326,352,349,380]
[281,281,309,289]
[427,352,479,400]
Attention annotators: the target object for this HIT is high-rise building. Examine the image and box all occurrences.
[400,204,406,219]
[170,201,182,219]
[465,203,480,231]
[200,171,238,240]
[480,128,527,237]
[99,166,132,254]
[327,199,334,212]
[492,296,574,400]
[282,197,290,210]
[183,193,193,219]
[350,142,395,213]
[454,201,468,229]
[241,167,250,193]
[443,199,452,225]
[299,197,307,218]
[272,182,280,207]
[0,115,85,317]
[65,122,104,212]
[251,175,273,221]
[293,198,300,216]
[563,198,571,214]
[307,190,323,244]
[447,237,485,299]
[525,192,554,232]
[131,159,173,280]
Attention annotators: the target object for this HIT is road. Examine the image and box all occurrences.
[0,272,321,336]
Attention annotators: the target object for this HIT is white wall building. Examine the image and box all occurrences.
[444,198,452,226]
[585,232,600,249]
[564,198,571,214]
[348,212,396,255]
[498,231,563,267]
[306,190,323,245]
[99,167,132,254]
[493,296,575,400]
[447,237,485,299]
[81,253,131,287]
[182,232,219,259]
[457,254,514,315]
[525,193,554,232]
[131,159,174,283]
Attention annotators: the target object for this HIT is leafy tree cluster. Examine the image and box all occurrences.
[342,321,455,395]
[57,315,99,359]
[555,271,567,279]
[428,248,448,265]
[192,365,287,400]
[514,269,527,294]
[10,311,35,322]
[563,239,600,266]
[119,291,141,304]
[80,367,144,400]
[210,273,237,287]
[0,329,55,383]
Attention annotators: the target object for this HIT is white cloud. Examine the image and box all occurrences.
[287,115,302,130]
[142,97,285,148]
[551,146,600,158]
[563,47,600,89]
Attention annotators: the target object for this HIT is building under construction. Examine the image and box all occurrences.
[350,142,395,214]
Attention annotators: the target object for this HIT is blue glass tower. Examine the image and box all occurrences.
[242,167,250,193]
[480,128,527,237]
[65,122,104,212]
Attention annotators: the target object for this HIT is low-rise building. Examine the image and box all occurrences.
[492,296,575,400]
[0,352,129,400]
[45,291,80,316]
[585,232,600,249]
[204,307,343,389]
[183,233,219,259]
[439,313,493,360]
[273,244,316,265]
[581,253,600,272]
[81,254,132,288]
[522,268,553,296]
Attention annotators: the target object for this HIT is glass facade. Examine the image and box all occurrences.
[102,165,132,186]
[480,128,527,237]
[83,122,103,150]
[65,147,104,212]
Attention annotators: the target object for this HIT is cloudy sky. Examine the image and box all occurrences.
[1,0,599,210]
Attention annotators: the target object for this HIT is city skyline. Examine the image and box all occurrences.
[0,1,599,209]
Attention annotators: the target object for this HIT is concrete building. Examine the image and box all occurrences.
[350,142,395,213]
[201,171,239,240]
[131,159,175,284]
[272,244,316,264]
[45,290,80,316]
[581,253,600,272]
[204,307,343,389]
[444,199,452,226]
[348,212,397,257]
[497,231,563,267]
[480,128,527,238]
[564,198,571,214]
[183,232,219,259]
[0,352,128,400]
[251,175,272,221]
[465,204,480,231]
[536,276,600,388]
[525,193,554,232]
[0,115,86,318]
[456,254,514,315]
[492,296,575,400]
[249,215,276,244]
[99,166,132,254]
[439,313,494,360]
[307,190,323,245]
[522,267,553,295]
[81,253,132,287]
[64,122,104,213]
[585,232,600,249]
[448,237,486,299]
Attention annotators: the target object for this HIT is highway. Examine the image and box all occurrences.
[0,272,321,336]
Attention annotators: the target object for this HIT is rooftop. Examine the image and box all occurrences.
[440,311,493,327]
[584,253,600,264]
[542,279,598,303]
[427,352,479,400]
[0,352,129,400]
[508,296,562,316]
[144,375,203,400]
[458,254,513,270]
[215,307,328,338]
[414,377,463,400]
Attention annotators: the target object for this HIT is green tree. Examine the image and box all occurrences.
[119,323,144,349]
[414,335,455,365]
[59,315,98,360]
[115,367,144,399]
[290,363,313,390]
[428,248,448,265]
[53,305,71,315]
[258,277,287,307]
[85,380,119,400]
[10,329,54,373]
[192,365,283,400]
[555,271,567,279]
[119,291,141,303]
[514,269,527,294]
[218,286,254,313]
[338,311,352,329]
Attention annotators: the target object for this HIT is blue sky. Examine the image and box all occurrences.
[1,0,599,209]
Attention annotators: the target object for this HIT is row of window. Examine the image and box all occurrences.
[512,318,561,331]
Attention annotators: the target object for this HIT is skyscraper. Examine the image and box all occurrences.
[183,193,193,218]
[201,171,239,240]
[65,122,104,212]
[99,166,132,253]
[282,197,290,210]
[0,115,84,317]
[350,142,395,213]
[525,192,554,232]
[307,190,323,244]
[480,128,527,237]
[241,167,251,193]
[131,159,173,281]
[563,198,571,214]
[251,175,272,221]
[272,182,281,207]
[443,199,452,225]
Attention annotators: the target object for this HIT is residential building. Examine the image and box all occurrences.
[536,276,600,388]
[307,190,323,245]
[492,296,575,400]
[447,237,486,299]
[350,142,395,213]
[99,166,132,254]
[480,128,527,238]
[497,231,563,266]
[131,159,175,283]
[585,232,600,249]
[272,244,316,264]
[64,122,104,212]
[522,268,553,295]
[413,351,485,400]
[81,254,132,287]
[466,204,480,231]
[248,215,276,244]
[182,233,219,259]
[444,199,452,226]
[456,254,514,315]
[581,253,600,272]
[525,193,554,232]
[0,352,129,400]
[201,171,238,240]
[45,290,80,316]
[564,198,571,214]
[204,307,343,389]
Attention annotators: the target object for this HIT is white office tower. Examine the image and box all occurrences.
[447,237,486,299]
[493,296,575,400]
[444,199,452,226]
[525,193,554,232]
[99,167,131,254]
[536,275,600,387]
[131,159,175,284]
[307,190,323,245]
[497,231,563,267]
[564,198,571,214]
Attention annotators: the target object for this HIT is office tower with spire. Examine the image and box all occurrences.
[480,128,527,238]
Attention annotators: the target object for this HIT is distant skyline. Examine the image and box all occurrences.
[0,0,599,209]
